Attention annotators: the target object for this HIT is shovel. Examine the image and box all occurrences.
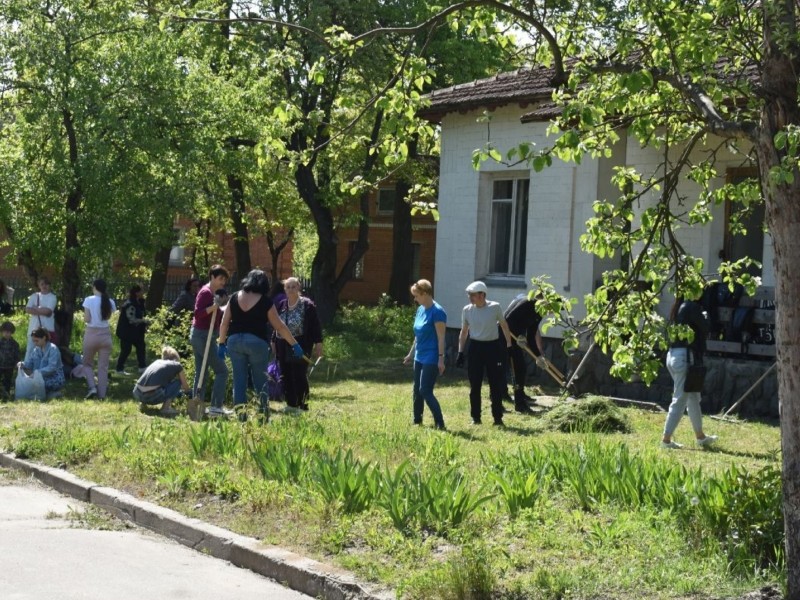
[188,304,217,421]
[515,334,566,387]
[307,356,323,377]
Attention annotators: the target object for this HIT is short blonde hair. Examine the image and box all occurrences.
[410,279,433,296]
[161,346,180,361]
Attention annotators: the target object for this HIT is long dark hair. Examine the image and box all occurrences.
[669,296,684,322]
[93,279,112,320]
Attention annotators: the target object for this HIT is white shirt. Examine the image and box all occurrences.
[26,291,57,335]
[83,294,116,329]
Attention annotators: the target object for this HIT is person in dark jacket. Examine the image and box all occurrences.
[273,277,323,411]
[170,276,200,315]
[115,285,148,375]
[502,291,548,414]
[661,295,717,449]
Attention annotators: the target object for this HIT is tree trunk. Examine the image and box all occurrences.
[227,174,251,279]
[387,142,416,305]
[756,8,800,593]
[60,108,82,346]
[146,245,172,311]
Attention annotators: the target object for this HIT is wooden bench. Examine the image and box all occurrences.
[705,286,776,358]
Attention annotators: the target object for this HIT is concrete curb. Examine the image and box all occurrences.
[0,452,392,600]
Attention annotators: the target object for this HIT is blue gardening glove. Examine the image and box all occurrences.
[455,352,465,368]
[292,343,304,359]
[217,343,228,359]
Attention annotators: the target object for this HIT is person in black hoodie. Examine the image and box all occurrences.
[661,295,718,449]
[115,285,148,375]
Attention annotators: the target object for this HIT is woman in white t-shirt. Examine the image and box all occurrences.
[24,277,57,361]
[82,279,116,399]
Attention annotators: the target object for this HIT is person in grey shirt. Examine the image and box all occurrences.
[133,346,191,417]
[456,281,513,426]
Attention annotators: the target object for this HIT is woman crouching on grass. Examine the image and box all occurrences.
[403,279,446,430]
[17,328,65,398]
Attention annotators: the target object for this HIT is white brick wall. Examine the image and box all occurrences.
[434,108,774,330]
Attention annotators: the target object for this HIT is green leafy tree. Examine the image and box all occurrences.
[0,0,198,338]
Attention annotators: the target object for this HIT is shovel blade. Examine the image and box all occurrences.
[187,397,206,422]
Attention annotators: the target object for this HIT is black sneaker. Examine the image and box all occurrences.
[471,418,482,425]
[493,419,505,427]
[515,404,535,415]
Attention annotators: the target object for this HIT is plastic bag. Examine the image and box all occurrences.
[267,360,283,401]
[15,369,46,400]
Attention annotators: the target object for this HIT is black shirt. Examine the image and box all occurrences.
[672,300,709,357]
[228,293,274,342]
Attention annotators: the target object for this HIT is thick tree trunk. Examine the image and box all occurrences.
[387,177,413,304]
[146,245,172,311]
[227,174,251,279]
[762,164,800,600]
[757,8,800,593]
[60,109,82,346]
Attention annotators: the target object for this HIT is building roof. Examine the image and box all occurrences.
[418,65,560,123]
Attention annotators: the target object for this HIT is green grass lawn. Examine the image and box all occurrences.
[0,353,784,600]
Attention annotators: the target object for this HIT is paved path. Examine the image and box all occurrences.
[0,476,313,600]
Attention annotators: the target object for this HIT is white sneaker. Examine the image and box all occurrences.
[660,440,684,449]
[206,406,233,418]
[84,389,97,400]
[697,435,718,447]
[114,370,128,376]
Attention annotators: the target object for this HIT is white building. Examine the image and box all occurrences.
[419,66,773,332]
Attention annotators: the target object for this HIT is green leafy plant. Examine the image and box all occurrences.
[311,448,379,513]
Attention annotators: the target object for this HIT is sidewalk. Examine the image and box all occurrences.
[0,474,313,600]
[0,454,389,600]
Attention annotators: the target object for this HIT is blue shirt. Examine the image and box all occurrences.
[413,302,447,365]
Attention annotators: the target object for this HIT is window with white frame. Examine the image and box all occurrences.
[489,178,529,275]
[376,188,396,214]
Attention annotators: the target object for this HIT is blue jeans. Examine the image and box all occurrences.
[413,361,445,428]
[664,348,704,437]
[133,380,181,406]
[190,327,228,409]
[228,333,270,411]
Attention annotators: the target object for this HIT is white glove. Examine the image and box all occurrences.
[535,355,547,369]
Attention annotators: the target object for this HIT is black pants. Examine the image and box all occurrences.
[117,336,146,370]
[280,358,310,409]
[467,339,505,421]
[0,367,12,395]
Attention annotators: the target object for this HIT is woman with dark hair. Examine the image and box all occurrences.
[17,328,65,397]
[82,279,116,399]
[273,277,323,411]
[661,294,717,449]
[171,276,200,314]
[115,284,148,375]
[217,269,305,420]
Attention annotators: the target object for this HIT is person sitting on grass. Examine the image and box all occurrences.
[16,327,65,399]
[132,346,191,418]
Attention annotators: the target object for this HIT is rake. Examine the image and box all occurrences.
[515,334,566,387]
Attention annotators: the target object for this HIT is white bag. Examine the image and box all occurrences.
[15,369,46,401]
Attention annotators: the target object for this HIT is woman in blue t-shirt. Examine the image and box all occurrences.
[403,279,446,430]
